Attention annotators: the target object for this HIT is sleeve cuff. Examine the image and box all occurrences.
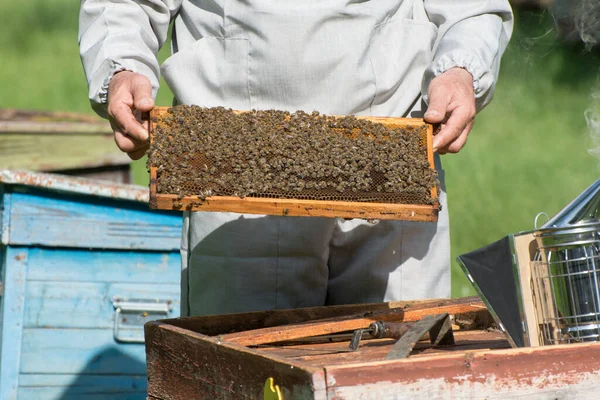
[422,50,495,111]
[90,59,160,119]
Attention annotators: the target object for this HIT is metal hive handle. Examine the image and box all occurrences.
[112,298,172,343]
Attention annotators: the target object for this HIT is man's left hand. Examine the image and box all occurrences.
[424,68,476,154]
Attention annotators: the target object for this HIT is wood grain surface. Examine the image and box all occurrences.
[219,297,485,347]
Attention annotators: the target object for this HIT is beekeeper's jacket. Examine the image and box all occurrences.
[79,0,513,316]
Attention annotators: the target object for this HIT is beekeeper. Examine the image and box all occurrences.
[79,1,513,316]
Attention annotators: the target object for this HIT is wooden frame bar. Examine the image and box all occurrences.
[148,107,439,222]
[219,297,485,346]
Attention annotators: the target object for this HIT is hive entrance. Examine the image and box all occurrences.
[148,106,440,221]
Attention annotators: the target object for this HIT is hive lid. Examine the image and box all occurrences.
[540,178,600,230]
[0,169,148,203]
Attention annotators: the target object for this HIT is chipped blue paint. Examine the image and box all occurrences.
[0,172,182,399]
[0,248,27,400]
[9,189,180,250]
[0,185,9,245]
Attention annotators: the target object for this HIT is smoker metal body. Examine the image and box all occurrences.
[532,228,600,343]
[531,179,600,345]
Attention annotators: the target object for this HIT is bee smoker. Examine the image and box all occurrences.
[458,178,600,347]
[532,178,600,344]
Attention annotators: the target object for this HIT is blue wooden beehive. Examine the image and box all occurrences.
[0,170,182,400]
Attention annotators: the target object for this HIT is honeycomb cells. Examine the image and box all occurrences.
[148,106,438,205]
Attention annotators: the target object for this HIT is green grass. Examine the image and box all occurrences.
[1,3,599,297]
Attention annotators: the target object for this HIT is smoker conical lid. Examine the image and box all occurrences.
[457,236,524,348]
[540,178,600,230]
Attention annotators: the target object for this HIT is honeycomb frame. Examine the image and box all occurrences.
[147,107,440,222]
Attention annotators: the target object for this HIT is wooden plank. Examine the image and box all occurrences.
[149,107,429,126]
[148,107,439,221]
[57,164,132,185]
[0,186,9,245]
[25,248,180,284]
[219,297,484,346]
[0,247,4,297]
[0,248,28,400]
[7,190,181,250]
[151,194,439,221]
[20,328,147,374]
[324,341,600,399]
[0,108,106,124]
[149,163,158,209]
[512,232,543,347]
[0,170,148,203]
[19,372,147,389]
[18,391,145,400]
[18,374,146,400]
[0,121,111,134]
[145,322,327,400]
[0,134,129,171]
[529,237,561,346]
[257,330,509,367]
[164,298,470,336]
[23,281,180,329]
[426,122,438,203]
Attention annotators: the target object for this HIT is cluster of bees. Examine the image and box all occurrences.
[148,106,438,205]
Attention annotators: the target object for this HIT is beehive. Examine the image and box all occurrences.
[144,298,600,399]
[148,106,440,221]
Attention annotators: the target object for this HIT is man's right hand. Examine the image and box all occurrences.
[107,71,154,160]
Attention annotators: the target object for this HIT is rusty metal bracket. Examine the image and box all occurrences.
[385,313,454,360]
[349,320,415,352]
[349,328,367,352]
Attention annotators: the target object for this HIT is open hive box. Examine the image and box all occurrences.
[145,296,600,399]
[147,106,440,221]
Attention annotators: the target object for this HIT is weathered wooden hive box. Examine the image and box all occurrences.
[0,170,182,400]
[0,109,132,183]
[146,297,600,400]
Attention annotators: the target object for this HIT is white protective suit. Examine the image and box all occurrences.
[80,0,513,316]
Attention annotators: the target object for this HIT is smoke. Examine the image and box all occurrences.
[575,0,600,50]
[575,0,600,159]
[586,88,600,158]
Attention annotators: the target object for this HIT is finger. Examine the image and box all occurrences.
[424,87,450,124]
[110,119,139,153]
[128,147,148,160]
[109,101,149,142]
[440,120,474,154]
[131,74,154,112]
[432,105,472,152]
[114,129,144,153]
